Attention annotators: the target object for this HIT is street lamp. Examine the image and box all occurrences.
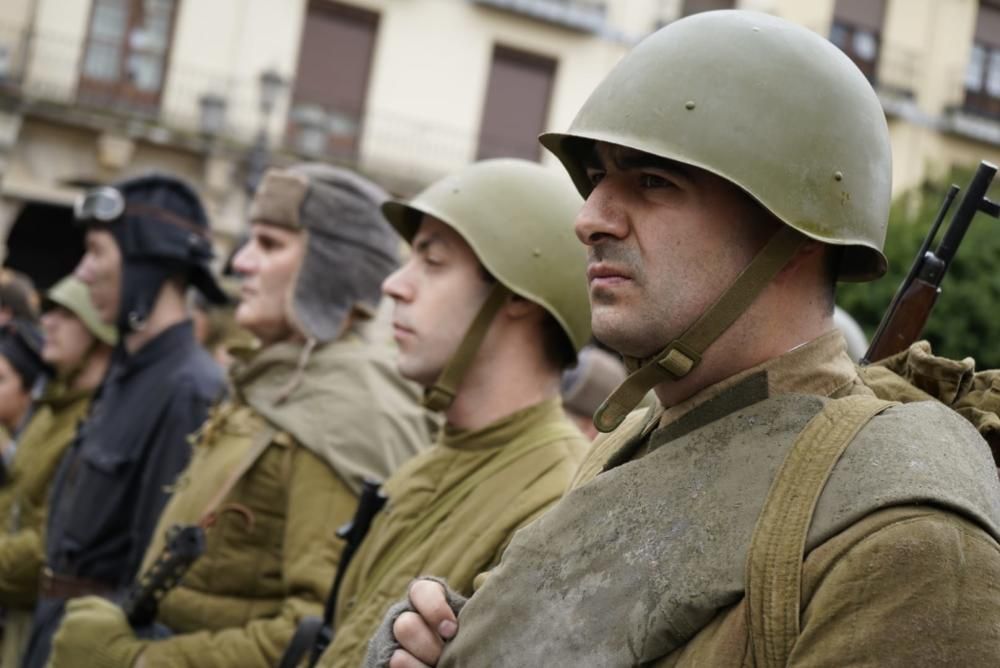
[245,68,286,195]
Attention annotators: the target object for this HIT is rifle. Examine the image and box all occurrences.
[122,524,206,628]
[279,479,387,668]
[862,161,999,364]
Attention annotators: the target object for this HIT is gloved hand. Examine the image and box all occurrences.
[48,596,147,668]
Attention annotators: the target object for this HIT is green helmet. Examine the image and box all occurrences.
[46,276,118,346]
[541,9,891,282]
[539,10,893,432]
[383,159,591,410]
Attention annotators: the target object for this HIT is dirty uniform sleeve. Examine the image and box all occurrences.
[122,382,211,582]
[0,527,44,607]
[789,507,1000,667]
[137,446,357,668]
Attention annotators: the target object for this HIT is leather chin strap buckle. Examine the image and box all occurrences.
[423,386,457,413]
[657,342,701,378]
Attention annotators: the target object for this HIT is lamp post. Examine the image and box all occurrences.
[244,68,286,196]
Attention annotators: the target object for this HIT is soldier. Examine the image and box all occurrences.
[308,159,591,668]
[371,11,1000,667]
[0,276,116,666]
[46,164,432,668]
[22,174,228,667]
[559,345,627,440]
[0,320,47,447]
[0,269,40,325]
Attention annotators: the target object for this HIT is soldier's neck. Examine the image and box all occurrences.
[124,282,189,354]
[443,341,561,432]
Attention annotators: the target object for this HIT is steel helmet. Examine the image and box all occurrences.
[383,159,591,410]
[540,10,893,431]
[541,9,892,281]
[46,276,118,346]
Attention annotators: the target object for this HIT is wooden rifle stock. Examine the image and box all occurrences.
[864,279,939,361]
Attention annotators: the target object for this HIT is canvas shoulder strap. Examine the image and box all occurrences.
[745,394,896,667]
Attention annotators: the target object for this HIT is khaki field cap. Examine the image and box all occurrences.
[540,10,894,431]
[46,276,118,346]
[383,158,591,410]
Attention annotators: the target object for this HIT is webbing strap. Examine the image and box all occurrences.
[594,226,806,432]
[197,424,277,527]
[424,283,511,412]
[745,395,896,667]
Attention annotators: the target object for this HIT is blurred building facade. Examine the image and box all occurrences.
[0,0,998,286]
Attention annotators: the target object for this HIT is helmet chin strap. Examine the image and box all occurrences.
[423,283,511,412]
[594,226,806,433]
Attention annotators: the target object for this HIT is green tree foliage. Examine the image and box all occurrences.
[838,166,1000,368]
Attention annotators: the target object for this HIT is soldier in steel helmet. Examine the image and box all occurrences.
[0,276,116,666]
[44,164,433,668]
[372,11,1000,667]
[22,174,228,668]
[307,158,591,668]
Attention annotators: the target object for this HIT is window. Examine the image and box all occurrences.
[289,1,379,160]
[830,0,886,83]
[477,45,556,162]
[965,2,1000,118]
[78,0,178,112]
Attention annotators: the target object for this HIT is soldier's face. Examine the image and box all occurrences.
[76,230,122,326]
[575,142,774,359]
[40,306,97,374]
[382,216,492,387]
[232,223,305,344]
[0,355,31,431]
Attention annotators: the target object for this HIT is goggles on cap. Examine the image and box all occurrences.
[74,186,125,225]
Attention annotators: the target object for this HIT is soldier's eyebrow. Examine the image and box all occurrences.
[413,232,448,254]
[612,148,692,180]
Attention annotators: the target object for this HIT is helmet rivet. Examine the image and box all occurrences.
[752,26,761,32]
[834,171,844,181]
[685,100,696,110]
[532,248,542,257]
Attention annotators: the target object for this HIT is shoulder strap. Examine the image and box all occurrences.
[745,395,895,667]
[197,423,279,527]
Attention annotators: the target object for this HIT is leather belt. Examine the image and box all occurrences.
[39,567,114,600]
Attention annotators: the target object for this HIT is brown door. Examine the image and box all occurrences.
[78,0,179,114]
[289,0,379,160]
[680,0,736,17]
[477,45,556,162]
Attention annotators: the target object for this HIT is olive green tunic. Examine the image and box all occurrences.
[0,382,92,607]
[437,331,1000,667]
[318,397,588,668]
[0,382,92,666]
[133,328,432,668]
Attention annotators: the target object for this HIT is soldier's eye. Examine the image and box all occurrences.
[586,169,605,187]
[639,173,671,188]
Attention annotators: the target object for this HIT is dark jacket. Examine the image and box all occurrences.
[22,320,224,668]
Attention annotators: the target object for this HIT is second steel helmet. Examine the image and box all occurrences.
[540,10,894,431]
[46,276,118,347]
[382,159,591,410]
